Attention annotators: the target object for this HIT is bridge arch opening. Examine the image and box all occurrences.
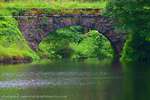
[38,25,115,62]
[18,14,125,63]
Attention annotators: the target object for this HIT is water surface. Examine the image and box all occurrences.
[0,61,149,100]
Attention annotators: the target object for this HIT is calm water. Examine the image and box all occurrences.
[0,61,150,100]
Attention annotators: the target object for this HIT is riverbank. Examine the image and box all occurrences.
[0,57,32,64]
[0,13,39,64]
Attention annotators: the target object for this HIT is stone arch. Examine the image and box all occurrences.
[17,14,125,62]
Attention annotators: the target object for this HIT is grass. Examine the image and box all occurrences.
[0,16,39,60]
[0,0,107,9]
[0,0,106,8]
[0,0,107,16]
[0,45,35,58]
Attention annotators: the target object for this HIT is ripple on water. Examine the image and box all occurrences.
[0,71,122,89]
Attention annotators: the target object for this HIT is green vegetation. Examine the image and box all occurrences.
[106,0,150,64]
[38,26,114,62]
[0,0,113,64]
[0,16,39,60]
[38,26,84,59]
[0,0,107,16]
[1,1,106,8]
[70,30,113,61]
[2,0,149,65]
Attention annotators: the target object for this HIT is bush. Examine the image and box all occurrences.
[105,0,150,64]
[38,26,114,61]
[0,16,39,60]
[70,30,114,61]
[121,34,150,64]
[38,26,83,59]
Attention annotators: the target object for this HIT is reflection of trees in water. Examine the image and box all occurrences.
[79,66,123,100]
[123,65,150,100]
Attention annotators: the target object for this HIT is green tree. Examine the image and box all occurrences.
[105,0,150,64]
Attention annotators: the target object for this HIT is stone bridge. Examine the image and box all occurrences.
[16,9,125,61]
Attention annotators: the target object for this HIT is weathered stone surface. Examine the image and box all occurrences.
[16,11,126,61]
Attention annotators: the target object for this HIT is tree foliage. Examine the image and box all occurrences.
[38,26,114,61]
[106,0,150,64]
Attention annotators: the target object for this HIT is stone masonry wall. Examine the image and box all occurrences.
[16,10,126,61]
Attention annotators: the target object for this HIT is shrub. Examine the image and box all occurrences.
[105,0,150,64]
[38,26,114,61]
[0,16,39,60]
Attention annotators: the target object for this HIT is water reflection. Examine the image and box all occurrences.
[123,64,150,100]
[1,62,150,100]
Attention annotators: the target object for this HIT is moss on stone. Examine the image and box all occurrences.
[0,15,39,61]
